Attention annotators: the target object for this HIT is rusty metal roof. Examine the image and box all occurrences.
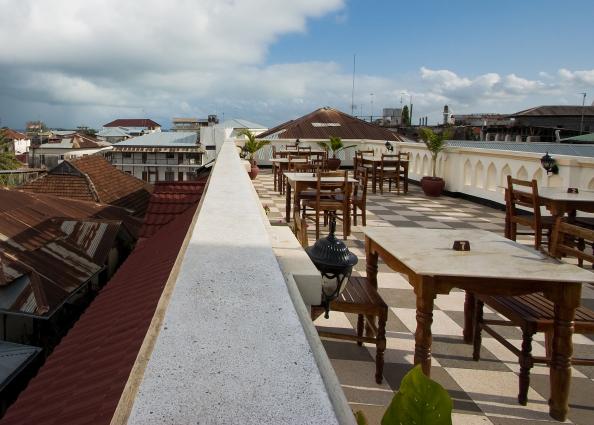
[139,177,209,239]
[511,105,594,117]
[1,202,197,425]
[257,107,402,141]
[20,156,153,217]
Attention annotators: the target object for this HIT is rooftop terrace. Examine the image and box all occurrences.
[255,169,594,425]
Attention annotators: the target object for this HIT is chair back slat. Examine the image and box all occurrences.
[550,218,594,265]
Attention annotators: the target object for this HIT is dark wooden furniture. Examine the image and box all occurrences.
[472,218,594,406]
[397,152,410,194]
[379,154,400,194]
[505,176,554,249]
[354,149,374,172]
[352,166,369,226]
[301,170,350,240]
[313,276,388,384]
[364,226,594,421]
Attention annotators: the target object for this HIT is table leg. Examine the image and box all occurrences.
[414,277,436,376]
[285,182,292,223]
[463,291,475,344]
[548,284,580,422]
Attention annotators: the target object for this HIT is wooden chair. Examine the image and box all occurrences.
[379,154,400,194]
[301,170,349,240]
[397,152,410,194]
[298,145,312,153]
[271,145,281,192]
[506,176,554,250]
[352,166,369,226]
[472,218,594,405]
[354,149,374,172]
[285,143,298,151]
[312,276,388,384]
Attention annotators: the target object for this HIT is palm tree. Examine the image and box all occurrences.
[238,129,270,164]
[317,136,355,159]
[419,128,452,178]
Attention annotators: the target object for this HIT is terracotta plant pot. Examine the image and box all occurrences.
[421,176,445,197]
[248,161,259,180]
[326,158,341,170]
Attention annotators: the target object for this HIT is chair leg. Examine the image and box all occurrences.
[357,314,364,346]
[362,205,366,226]
[518,329,535,406]
[472,299,484,361]
[375,309,387,384]
[353,204,357,226]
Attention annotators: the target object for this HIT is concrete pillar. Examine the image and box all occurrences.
[515,135,522,142]
[504,134,511,141]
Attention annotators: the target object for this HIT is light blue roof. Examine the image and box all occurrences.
[218,119,267,130]
[97,127,129,138]
[443,140,594,158]
[117,132,197,147]
[560,133,594,143]
[0,341,41,390]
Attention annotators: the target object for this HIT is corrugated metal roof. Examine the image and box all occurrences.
[444,140,594,157]
[20,156,153,217]
[97,127,129,138]
[2,204,197,425]
[560,133,594,143]
[116,131,197,147]
[511,105,594,117]
[139,177,209,239]
[0,341,41,392]
[33,133,111,149]
[257,107,402,141]
[218,119,267,130]
[103,119,161,128]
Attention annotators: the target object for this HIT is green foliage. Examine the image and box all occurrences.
[317,136,356,158]
[419,127,452,177]
[354,410,367,425]
[0,129,20,171]
[381,365,452,425]
[238,129,270,162]
[401,105,410,126]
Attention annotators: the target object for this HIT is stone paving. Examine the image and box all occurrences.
[253,169,594,425]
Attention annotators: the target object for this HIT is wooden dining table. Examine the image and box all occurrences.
[283,172,357,234]
[364,226,594,421]
[504,187,594,240]
[361,155,409,194]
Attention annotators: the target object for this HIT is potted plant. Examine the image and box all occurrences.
[419,127,452,197]
[238,129,270,179]
[317,136,355,170]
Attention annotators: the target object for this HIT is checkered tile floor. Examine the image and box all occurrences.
[253,169,594,425]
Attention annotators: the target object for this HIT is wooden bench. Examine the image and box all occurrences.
[313,276,388,384]
[473,293,594,405]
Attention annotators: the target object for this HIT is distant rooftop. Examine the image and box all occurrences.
[511,105,594,117]
[258,107,401,141]
[34,133,110,149]
[116,131,197,147]
[218,118,267,130]
[103,119,160,129]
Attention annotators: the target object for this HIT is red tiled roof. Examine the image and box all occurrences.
[139,178,208,239]
[20,156,153,217]
[103,119,161,129]
[1,202,198,425]
[257,107,402,141]
[1,129,27,140]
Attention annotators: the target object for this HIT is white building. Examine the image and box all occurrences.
[29,133,112,169]
[109,132,204,182]
[1,129,31,155]
[200,118,267,160]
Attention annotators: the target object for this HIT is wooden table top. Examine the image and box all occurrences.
[284,172,358,183]
[364,227,594,283]
[270,158,308,163]
[361,155,409,163]
[537,187,594,202]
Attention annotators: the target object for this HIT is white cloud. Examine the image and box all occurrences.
[558,68,594,86]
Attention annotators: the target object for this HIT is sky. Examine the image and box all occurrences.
[0,0,593,130]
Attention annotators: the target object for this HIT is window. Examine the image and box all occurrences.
[178,172,184,181]
[142,153,147,163]
[166,152,175,159]
[165,171,175,181]
[123,152,132,159]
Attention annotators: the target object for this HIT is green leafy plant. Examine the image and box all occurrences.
[419,128,452,178]
[238,129,270,164]
[355,365,452,425]
[317,136,356,158]
[0,128,20,171]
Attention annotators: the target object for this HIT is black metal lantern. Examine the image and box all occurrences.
[385,141,394,152]
[295,138,301,147]
[306,213,358,318]
[540,152,558,175]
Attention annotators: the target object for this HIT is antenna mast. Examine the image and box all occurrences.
[351,54,356,116]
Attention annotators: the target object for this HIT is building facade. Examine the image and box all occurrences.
[109,132,204,182]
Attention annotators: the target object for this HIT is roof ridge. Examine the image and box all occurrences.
[81,171,101,203]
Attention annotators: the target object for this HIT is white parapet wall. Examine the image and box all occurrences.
[126,141,354,425]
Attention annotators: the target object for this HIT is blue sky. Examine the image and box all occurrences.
[0,0,593,129]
